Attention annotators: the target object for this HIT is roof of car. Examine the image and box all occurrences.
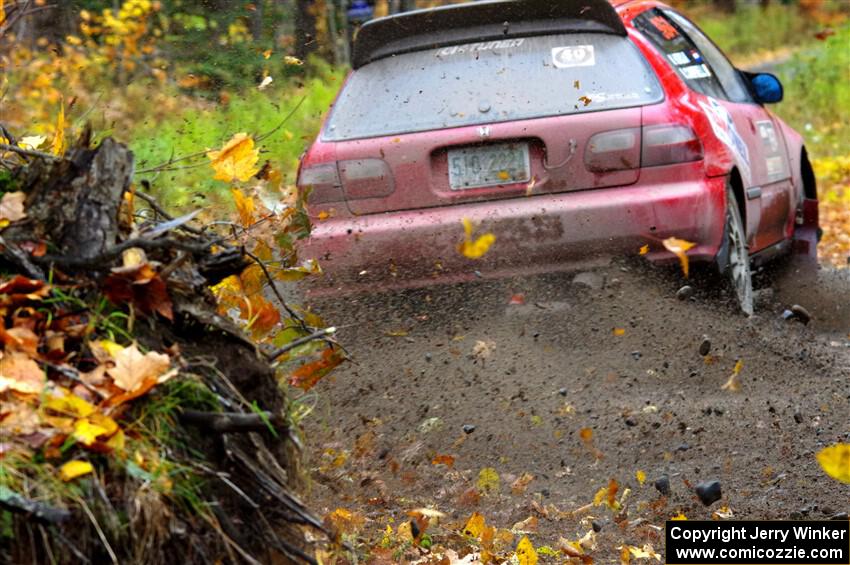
[352,0,628,69]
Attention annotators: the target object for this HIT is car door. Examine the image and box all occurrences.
[663,10,793,251]
[633,8,792,252]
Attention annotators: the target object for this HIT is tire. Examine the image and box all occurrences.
[722,185,754,316]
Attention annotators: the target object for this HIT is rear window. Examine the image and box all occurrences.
[323,33,664,141]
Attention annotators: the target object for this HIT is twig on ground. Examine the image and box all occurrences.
[0,489,71,524]
[0,236,46,280]
[35,236,226,269]
[178,409,282,434]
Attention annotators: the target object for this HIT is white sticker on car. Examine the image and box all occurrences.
[757,120,788,180]
[680,64,712,79]
[667,51,690,66]
[699,97,751,183]
[551,45,595,68]
[437,38,525,57]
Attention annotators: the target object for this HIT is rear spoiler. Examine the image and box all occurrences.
[352,0,627,69]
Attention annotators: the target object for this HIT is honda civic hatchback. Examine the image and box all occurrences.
[296,0,819,314]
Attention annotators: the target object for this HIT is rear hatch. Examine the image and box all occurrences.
[303,32,664,215]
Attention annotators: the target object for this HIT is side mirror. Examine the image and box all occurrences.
[746,72,784,104]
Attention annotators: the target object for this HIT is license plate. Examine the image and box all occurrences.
[448,143,530,190]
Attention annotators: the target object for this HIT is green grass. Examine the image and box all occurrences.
[772,24,850,159]
[692,4,822,65]
[131,63,345,210]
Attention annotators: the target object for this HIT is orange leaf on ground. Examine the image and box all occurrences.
[0,327,39,355]
[103,264,173,320]
[432,454,455,468]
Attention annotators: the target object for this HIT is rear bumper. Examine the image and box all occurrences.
[298,172,727,295]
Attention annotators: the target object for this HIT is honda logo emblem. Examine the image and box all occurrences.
[478,126,491,139]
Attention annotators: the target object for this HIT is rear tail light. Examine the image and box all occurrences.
[338,159,395,200]
[297,163,344,204]
[641,124,703,167]
[585,128,640,172]
[583,124,704,173]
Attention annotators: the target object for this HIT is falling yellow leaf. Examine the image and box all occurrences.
[231,188,255,227]
[722,359,743,392]
[662,237,696,278]
[816,444,850,483]
[457,218,496,259]
[59,460,94,482]
[636,470,646,485]
[477,467,500,494]
[639,244,649,255]
[516,536,538,565]
[207,133,259,183]
[106,343,171,392]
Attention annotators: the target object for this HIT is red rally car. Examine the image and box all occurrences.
[296,0,820,314]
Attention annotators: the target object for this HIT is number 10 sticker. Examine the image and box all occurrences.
[551,45,595,68]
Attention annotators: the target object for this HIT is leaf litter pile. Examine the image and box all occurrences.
[0,129,342,563]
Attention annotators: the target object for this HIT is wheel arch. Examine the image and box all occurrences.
[727,167,747,231]
[800,146,817,200]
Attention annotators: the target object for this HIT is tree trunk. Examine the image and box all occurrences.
[295,0,317,61]
[713,0,737,13]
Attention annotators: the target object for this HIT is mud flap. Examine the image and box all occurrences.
[792,198,820,261]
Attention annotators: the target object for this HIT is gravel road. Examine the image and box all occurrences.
[304,259,850,561]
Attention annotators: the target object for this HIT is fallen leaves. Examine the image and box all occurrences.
[0,191,27,226]
[476,467,500,495]
[206,132,260,183]
[457,218,496,259]
[816,443,850,483]
[432,454,455,468]
[59,460,94,482]
[662,237,696,278]
[0,351,44,394]
[516,536,538,565]
[106,343,172,392]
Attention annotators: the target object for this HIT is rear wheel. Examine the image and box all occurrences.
[723,186,753,316]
